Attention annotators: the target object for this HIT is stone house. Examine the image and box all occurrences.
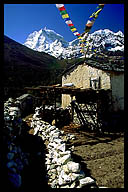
[62,58,124,113]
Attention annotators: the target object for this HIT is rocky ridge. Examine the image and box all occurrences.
[24,28,124,59]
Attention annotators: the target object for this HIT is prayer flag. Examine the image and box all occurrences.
[65,20,72,25]
[56,4,105,56]
[62,14,69,19]
[68,23,74,27]
[60,10,67,15]
[58,6,66,11]
[71,28,77,32]
[56,4,64,8]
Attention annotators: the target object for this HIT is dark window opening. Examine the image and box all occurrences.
[90,77,101,90]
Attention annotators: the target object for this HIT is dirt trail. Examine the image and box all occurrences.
[24,115,124,188]
[61,124,124,188]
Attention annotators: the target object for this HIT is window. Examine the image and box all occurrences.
[90,77,101,90]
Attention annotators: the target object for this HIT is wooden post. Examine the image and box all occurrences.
[43,104,45,111]
[71,95,74,122]
[54,89,57,125]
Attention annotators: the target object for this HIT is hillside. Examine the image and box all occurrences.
[4,36,67,99]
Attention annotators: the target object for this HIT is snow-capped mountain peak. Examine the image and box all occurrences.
[24,28,69,57]
[24,28,124,59]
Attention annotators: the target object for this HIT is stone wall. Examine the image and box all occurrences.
[3,98,30,189]
[110,72,124,111]
[3,97,97,189]
[30,106,97,188]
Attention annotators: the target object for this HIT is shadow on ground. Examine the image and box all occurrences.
[2,121,49,192]
[71,153,98,188]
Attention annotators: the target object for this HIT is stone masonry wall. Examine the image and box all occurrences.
[3,98,30,189]
[30,106,97,188]
[3,95,111,189]
[62,63,111,108]
[110,72,124,111]
[3,97,97,189]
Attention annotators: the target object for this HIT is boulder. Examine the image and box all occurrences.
[57,154,72,165]
[56,143,66,152]
[79,177,95,187]
[69,161,80,172]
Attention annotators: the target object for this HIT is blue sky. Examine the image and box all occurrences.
[4,4,124,44]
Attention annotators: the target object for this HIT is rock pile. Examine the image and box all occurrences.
[31,106,97,188]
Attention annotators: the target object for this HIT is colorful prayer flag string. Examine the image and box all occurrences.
[56,4,82,39]
[56,4,105,56]
[80,4,105,53]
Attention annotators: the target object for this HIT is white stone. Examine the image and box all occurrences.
[58,175,65,185]
[33,127,39,135]
[70,181,76,188]
[9,111,17,116]
[33,114,37,118]
[7,161,17,168]
[9,107,19,111]
[49,129,58,136]
[54,138,63,144]
[52,157,58,164]
[68,171,85,182]
[67,161,80,173]
[49,168,57,174]
[7,153,14,160]
[56,143,66,152]
[69,146,75,151]
[52,132,60,138]
[51,174,56,180]
[48,169,56,176]
[99,186,108,188]
[45,159,51,165]
[48,142,58,149]
[53,151,60,158]
[49,125,56,130]
[46,165,50,170]
[79,177,95,187]
[69,134,76,140]
[57,154,72,165]
[60,185,70,188]
[60,170,71,182]
[62,164,69,173]
[4,116,11,121]
[68,173,78,182]
[60,130,64,134]
[51,179,58,188]
[35,107,40,111]
[39,125,45,131]
[49,164,56,170]
[56,166,62,173]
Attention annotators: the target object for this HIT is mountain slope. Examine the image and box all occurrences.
[24,28,124,59]
[4,35,66,99]
[24,27,69,58]
[4,35,65,69]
